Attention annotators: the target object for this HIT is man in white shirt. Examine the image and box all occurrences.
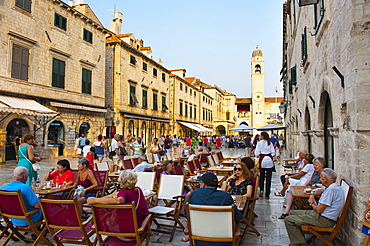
[133,155,153,172]
[110,134,120,165]
[187,148,196,162]
[284,168,345,246]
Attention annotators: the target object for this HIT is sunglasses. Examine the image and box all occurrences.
[234,168,243,171]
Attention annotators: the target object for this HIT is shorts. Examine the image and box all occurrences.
[97,154,104,161]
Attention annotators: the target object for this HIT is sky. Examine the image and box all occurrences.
[82,0,285,98]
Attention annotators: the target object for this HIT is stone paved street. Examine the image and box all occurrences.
[0,147,293,245]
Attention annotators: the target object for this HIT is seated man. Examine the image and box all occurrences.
[187,148,196,161]
[182,172,243,244]
[133,155,154,172]
[284,168,345,246]
[280,150,307,186]
[0,166,42,226]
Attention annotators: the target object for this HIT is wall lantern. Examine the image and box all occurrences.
[279,102,286,114]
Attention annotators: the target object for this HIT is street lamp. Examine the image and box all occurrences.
[279,102,286,114]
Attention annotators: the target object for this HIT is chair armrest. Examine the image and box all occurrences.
[172,195,185,200]
[26,208,41,216]
[82,215,93,226]
[138,214,152,233]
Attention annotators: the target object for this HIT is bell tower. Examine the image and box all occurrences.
[251,46,265,129]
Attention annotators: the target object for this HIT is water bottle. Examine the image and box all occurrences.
[31,177,36,189]
[35,175,41,191]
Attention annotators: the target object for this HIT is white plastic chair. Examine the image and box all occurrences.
[187,204,236,246]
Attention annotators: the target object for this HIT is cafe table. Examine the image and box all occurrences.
[221,160,239,166]
[207,166,234,175]
[34,185,73,198]
[290,186,322,209]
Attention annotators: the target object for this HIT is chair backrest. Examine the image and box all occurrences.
[0,190,27,217]
[131,157,139,167]
[136,172,155,191]
[250,176,259,197]
[173,165,184,175]
[173,160,179,166]
[92,202,140,239]
[199,153,210,163]
[39,198,82,229]
[186,161,196,175]
[193,159,202,170]
[71,169,78,181]
[179,158,186,166]
[212,153,220,164]
[106,160,114,172]
[187,204,234,243]
[157,175,184,200]
[96,162,109,171]
[219,151,225,160]
[216,151,223,161]
[88,170,108,197]
[207,155,215,167]
[123,159,134,170]
[337,179,353,223]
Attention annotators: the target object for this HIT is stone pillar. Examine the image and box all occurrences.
[0,129,6,163]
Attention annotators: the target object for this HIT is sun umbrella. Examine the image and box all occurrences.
[256,124,285,131]
[229,124,255,132]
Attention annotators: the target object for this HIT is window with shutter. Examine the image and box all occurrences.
[162,73,165,81]
[194,107,196,119]
[130,55,136,65]
[179,102,183,116]
[153,93,158,110]
[142,89,148,108]
[291,66,297,85]
[15,0,32,13]
[190,106,193,118]
[153,68,157,77]
[162,96,167,112]
[142,62,147,71]
[301,27,308,65]
[129,85,138,105]
[54,13,67,31]
[52,58,65,89]
[83,29,93,44]
[82,68,92,94]
[11,44,29,81]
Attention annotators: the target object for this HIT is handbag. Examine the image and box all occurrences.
[119,147,128,156]
[19,147,41,172]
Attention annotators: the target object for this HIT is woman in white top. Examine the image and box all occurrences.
[254,131,275,199]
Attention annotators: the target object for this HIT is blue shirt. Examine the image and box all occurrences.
[0,181,42,226]
[319,183,345,221]
[133,162,152,172]
[270,137,277,146]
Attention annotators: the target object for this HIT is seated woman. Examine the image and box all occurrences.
[278,155,320,219]
[87,170,150,228]
[161,160,174,175]
[275,153,315,197]
[221,162,253,197]
[73,158,98,205]
[45,159,74,186]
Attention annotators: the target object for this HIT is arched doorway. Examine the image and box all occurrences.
[48,121,65,156]
[160,123,165,137]
[216,125,226,135]
[127,120,134,137]
[6,118,29,160]
[323,92,334,169]
[79,122,90,138]
[305,108,312,153]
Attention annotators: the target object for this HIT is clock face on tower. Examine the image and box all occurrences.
[254,92,263,102]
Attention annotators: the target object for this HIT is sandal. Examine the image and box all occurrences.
[180,236,189,242]
[274,191,284,197]
[278,213,289,219]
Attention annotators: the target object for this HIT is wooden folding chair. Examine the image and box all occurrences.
[199,153,210,167]
[96,161,110,171]
[206,155,216,167]
[39,198,95,245]
[187,204,236,246]
[0,190,53,246]
[173,165,184,175]
[185,160,197,176]
[136,172,156,191]
[212,153,221,165]
[122,158,134,170]
[90,170,109,197]
[301,179,353,246]
[131,157,140,167]
[92,202,152,246]
[239,176,261,244]
[148,174,185,241]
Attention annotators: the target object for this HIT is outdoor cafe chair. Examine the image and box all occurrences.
[199,153,210,167]
[38,198,95,246]
[0,190,53,246]
[123,159,134,170]
[91,202,152,246]
[239,176,261,244]
[136,172,156,192]
[148,174,185,241]
[301,179,353,246]
[212,152,221,165]
[131,157,140,167]
[206,155,216,167]
[185,160,197,176]
[186,204,236,246]
[96,161,110,172]
[173,165,184,175]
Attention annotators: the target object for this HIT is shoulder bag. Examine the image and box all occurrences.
[20,146,41,172]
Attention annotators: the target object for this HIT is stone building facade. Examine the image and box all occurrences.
[106,17,172,145]
[281,0,370,244]
[0,0,108,161]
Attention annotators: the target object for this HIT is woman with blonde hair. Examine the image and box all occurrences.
[87,170,149,226]
[221,162,253,197]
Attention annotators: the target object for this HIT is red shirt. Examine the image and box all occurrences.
[203,137,208,143]
[86,152,94,170]
[49,170,74,184]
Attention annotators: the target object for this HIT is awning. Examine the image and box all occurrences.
[179,122,207,132]
[193,123,213,133]
[50,102,107,113]
[0,96,57,116]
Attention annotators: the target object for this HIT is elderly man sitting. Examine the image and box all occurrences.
[284,168,345,246]
[133,155,154,172]
[0,167,42,227]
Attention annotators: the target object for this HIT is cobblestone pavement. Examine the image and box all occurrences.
[0,147,292,246]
